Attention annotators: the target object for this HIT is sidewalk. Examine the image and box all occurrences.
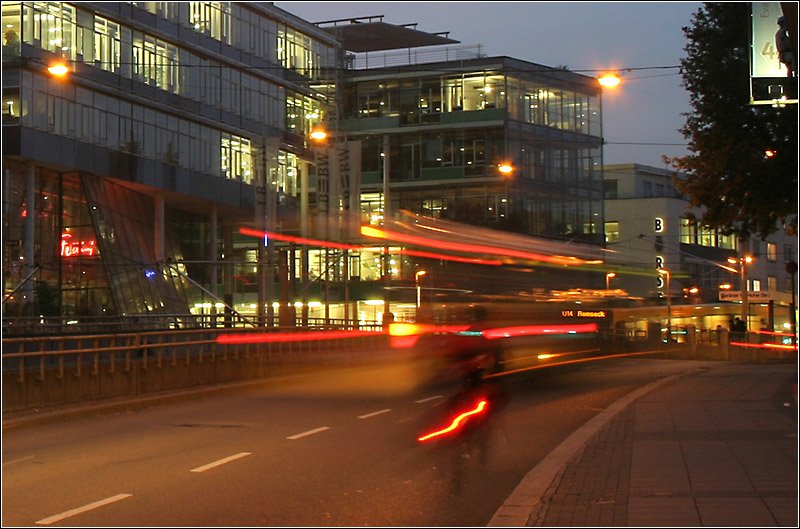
[490,362,798,527]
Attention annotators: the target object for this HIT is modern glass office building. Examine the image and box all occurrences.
[341,54,605,243]
[2,1,340,331]
[2,4,607,333]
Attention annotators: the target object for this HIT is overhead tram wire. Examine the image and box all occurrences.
[40,57,682,76]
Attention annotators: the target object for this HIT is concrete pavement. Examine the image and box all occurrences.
[490,361,798,527]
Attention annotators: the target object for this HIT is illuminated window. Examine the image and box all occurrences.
[27,2,76,57]
[698,225,715,247]
[220,133,252,182]
[2,2,21,53]
[132,32,180,92]
[3,93,20,120]
[767,242,777,261]
[718,232,736,249]
[94,16,121,73]
[278,24,320,78]
[189,2,231,43]
[680,217,696,244]
[604,221,620,243]
[275,151,299,197]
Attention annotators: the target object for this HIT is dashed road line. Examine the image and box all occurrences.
[358,409,392,419]
[190,452,252,473]
[415,395,444,404]
[3,455,35,466]
[287,426,330,440]
[35,493,133,525]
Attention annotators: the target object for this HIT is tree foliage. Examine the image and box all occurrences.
[666,2,798,240]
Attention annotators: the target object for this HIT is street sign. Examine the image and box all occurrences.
[719,291,775,302]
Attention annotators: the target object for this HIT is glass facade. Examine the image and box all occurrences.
[680,217,737,250]
[2,164,192,321]
[2,1,339,326]
[344,62,604,242]
[3,2,335,183]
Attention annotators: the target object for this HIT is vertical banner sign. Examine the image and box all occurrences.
[750,2,797,104]
[315,148,330,215]
[347,140,362,219]
[327,146,341,240]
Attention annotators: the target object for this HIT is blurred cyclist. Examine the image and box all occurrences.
[418,359,509,493]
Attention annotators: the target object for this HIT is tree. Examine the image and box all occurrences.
[666,2,798,240]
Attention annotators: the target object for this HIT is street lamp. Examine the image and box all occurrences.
[47,61,70,78]
[598,72,621,88]
[310,127,328,143]
[605,272,616,290]
[657,267,671,341]
[727,255,753,332]
[497,162,514,176]
[497,162,514,220]
[415,270,427,308]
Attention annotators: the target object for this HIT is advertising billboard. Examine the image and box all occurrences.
[750,2,798,104]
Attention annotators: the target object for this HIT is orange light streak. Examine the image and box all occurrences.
[361,225,588,266]
[239,227,359,250]
[388,322,471,337]
[417,399,489,442]
[400,248,503,266]
[241,228,503,267]
[729,341,797,351]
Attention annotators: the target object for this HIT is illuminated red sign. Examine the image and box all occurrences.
[60,232,98,258]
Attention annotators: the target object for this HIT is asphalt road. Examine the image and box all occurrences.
[2,358,700,526]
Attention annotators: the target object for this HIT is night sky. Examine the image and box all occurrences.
[276,1,704,168]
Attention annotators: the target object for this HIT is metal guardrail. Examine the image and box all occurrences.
[2,325,390,413]
[1,314,384,338]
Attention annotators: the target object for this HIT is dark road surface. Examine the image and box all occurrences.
[2,358,702,526]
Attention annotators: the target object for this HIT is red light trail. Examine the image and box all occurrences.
[417,399,489,442]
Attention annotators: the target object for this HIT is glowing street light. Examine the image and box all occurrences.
[597,72,621,88]
[498,162,514,176]
[309,127,328,142]
[605,272,616,290]
[47,61,70,78]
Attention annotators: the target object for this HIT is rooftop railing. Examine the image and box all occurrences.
[348,44,486,70]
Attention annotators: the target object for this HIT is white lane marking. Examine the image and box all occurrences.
[190,452,252,473]
[415,395,444,404]
[3,455,35,466]
[358,409,392,419]
[35,493,133,525]
[287,426,330,440]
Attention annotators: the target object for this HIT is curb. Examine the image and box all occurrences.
[487,371,689,527]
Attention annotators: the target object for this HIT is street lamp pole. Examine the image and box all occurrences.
[606,272,616,291]
[382,134,392,326]
[415,270,427,308]
[740,256,749,334]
